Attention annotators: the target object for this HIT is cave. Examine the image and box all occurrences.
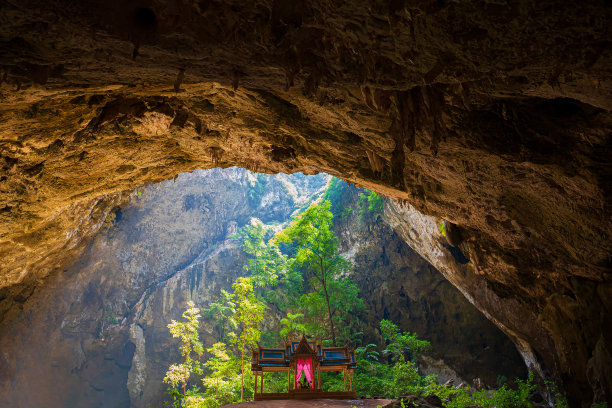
[0,168,529,407]
[0,1,610,407]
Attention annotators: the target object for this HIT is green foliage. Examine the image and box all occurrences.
[261,372,290,393]
[547,380,568,408]
[169,279,265,406]
[351,320,432,398]
[242,224,285,288]
[391,360,436,396]
[354,359,393,397]
[322,177,346,205]
[164,301,204,403]
[247,173,268,208]
[438,371,536,408]
[277,200,364,345]
[164,386,182,408]
[198,342,241,407]
[353,346,538,408]
[357,190,384,220]
[280,312,306,341]
[438,220,446,237]
[239,224,302,309]
[203,289,236,341]
[380,319,431,363]
[323,177,357,220]
[355,344,379,363]
[229,277,266,402]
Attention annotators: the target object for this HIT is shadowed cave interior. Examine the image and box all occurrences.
[0,1,611,407]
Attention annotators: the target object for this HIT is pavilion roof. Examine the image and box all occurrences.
[251,335,356,371]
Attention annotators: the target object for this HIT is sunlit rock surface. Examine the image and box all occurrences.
[0,1,611,405]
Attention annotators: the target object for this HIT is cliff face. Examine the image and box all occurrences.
[331,185,525,387]
[0,168,255,407]
[0,169,524,407]
[0,1,611,405]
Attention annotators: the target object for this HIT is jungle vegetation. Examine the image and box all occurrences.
[162,179,565,408]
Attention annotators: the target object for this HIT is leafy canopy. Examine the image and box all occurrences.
[229,277,265,402]
[163,301,204,404]
[242,224,287,289]
[380,319,431,363]
[357,190,384,220]
[277,200,363,345]
[199,342,241,408]
[203,289,236,341]
[280,312,306,341]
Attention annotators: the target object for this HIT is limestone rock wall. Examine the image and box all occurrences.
[332,185,525,387]
[0,168,329,407]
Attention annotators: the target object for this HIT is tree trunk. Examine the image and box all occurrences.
[322,283,336,346]
[241,339,245,402]
[319,257,337,346]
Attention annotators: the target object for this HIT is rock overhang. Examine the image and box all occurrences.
[0,0,611,405]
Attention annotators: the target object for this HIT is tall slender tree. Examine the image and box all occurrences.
[230,277,265,402]
[163,301,204,404]
[201,342,240,407]
[278,200,363,346]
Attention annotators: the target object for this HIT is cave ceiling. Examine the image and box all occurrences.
[0,0,611,405]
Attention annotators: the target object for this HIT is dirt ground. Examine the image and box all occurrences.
[219,398,394,408]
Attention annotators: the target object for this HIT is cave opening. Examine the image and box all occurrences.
[0,167,527,408]
[0,78,609,406]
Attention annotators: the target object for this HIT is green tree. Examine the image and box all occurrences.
[277,200,363,346]
[380,319,431,363]
[355,343,380,363]
[203,289,236,341]
[279,312,306,341]
[241,224,304,311]
[230,277,265,402]
[163,301,204,405]
[200,342,240,407]
[242,224,287,289]
[357,190,384,220]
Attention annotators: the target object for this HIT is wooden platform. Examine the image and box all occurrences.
[220,398,393,407]
[254,390,357,401]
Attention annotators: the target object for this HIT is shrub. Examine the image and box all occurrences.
[357,190,384,219]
